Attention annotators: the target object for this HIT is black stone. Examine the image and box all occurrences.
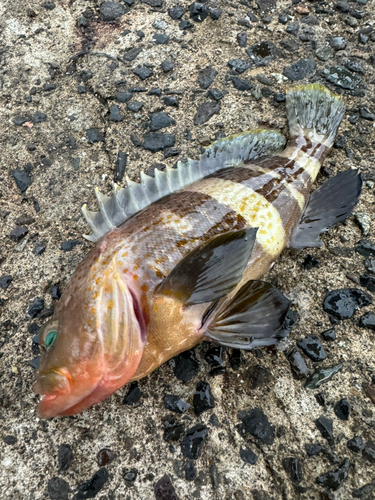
[123,382,142,405]
[12,116,29,126]
[109,104,122,122]
[142,0,162,6]
[274,92,286,103]
[3,435,17,445]
[355,240,375,258]
[286,21,299,35]
[0,275,12,291]
[41,2,55,9]
[184,461,196,481]
[163,394,190,413]
[345,60,364,74]
[305,443,324,456]
[133,66,153,80]
[114,151,127,182]
[194,102,220,126]
[48,477,70,500]
[305,364,343,390]
[150,112,175,131]
[248,365,272,389]
[58,444,73,471]
[181,424,208,459]
[207,6,222,20]
[122,47,142,62]
[348,114,359,124]
[315,415,334,446]
[163,414,185,442]
[297,335,326,362]
[334,399,350,421]
[229,349,241,370]
[60,240,82,251]
[303,254,320,270]
[153,33,169,44]
[228,59,252,74]
[246,41,282,66]
[164,147,180,158]
[239,447,258,464]
[204,345,226,375]
[352,482,375,499]
[179,19,194,30]
[347,436,365,453]
[136,30,145,38]
[32,240,46,255]
[283,58,316,81]
[13,169,32,192]
[359,312,375,330]
[50,285,61,300]
[148,87,162,96]
[323,288,372,319]
[198,66,218,89]
[261,87,273,98]
[190,2,208,22]
[360,274,375,292]
[161,60,174,72]
[123,468,138,484]
[9,226,28,242]
[288,349,309,378]
[127,101,143,112]
[193,381,215,415]
[100,1,126,21]
[238,407,275,445]
[321,328,336,341]
[163,96,178,107]
[174,350,200,382]
[231,76,253,92]
[282,457,303,484]
[86,128,104,143]
[323,66,361,90]
[359,107,375,121]
[117,91,132,103]
[168,5,184,20]
[75,468,109,499]
[316,458,350,491]
[329,36,346,50]
[280,38,300,53]
[154,475,178,500]
[363,441,375,463]
[130,134,142,147]
[27,297,44,319]
[237,32,247,47]
[143,133,175,152]
[32,111,47,123]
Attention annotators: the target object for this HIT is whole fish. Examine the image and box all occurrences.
[33,84,362,418]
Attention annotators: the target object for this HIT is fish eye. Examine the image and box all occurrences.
[45,330,58,349]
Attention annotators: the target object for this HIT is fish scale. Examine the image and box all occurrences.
[33,84,363,418]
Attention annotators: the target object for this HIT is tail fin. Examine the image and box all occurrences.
[286,84,345,147]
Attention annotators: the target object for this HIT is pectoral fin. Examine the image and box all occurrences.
[204,280,291,349]
[157,228,258,306]
[290,169,362,249]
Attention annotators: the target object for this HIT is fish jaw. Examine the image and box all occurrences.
[33,369,75,419]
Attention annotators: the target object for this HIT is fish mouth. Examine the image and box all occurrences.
[33,369,73,418]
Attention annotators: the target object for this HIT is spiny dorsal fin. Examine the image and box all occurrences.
[82,129,286,242]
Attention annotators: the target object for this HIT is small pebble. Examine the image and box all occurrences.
[347,436,365,453]
[193,381,215,415]
[123,382,142,405]
[334,399,350,421]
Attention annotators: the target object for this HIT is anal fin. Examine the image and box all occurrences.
[204,280,291,349]
[290,169,362,249]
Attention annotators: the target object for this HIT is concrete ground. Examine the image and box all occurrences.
[0,0,374,498]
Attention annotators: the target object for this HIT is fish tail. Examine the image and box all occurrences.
[286,83,345,148]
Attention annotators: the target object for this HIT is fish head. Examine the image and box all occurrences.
[33,254,146,418]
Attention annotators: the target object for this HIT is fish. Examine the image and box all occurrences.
[33,84,362,418]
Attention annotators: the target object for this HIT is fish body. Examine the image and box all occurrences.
[33,85,362,417]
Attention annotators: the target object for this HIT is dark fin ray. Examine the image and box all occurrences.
[157,228,258,306]
[290,169,362,249]
[82,130,286,242]
[204,280,291,349]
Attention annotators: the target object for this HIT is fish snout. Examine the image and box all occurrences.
[33,369,71,397]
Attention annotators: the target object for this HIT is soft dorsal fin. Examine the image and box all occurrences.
[82,129,286,242]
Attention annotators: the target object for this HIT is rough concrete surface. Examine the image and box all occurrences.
[1,0,375,499]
